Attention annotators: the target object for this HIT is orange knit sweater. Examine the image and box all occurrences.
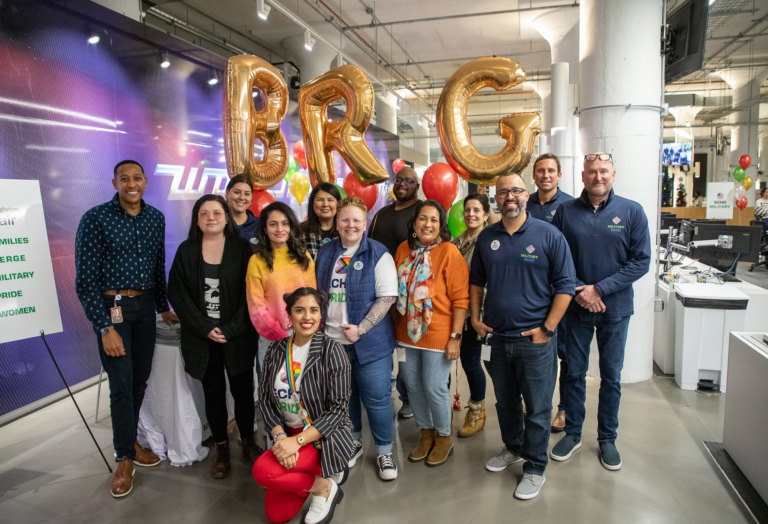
[393,240,470,351]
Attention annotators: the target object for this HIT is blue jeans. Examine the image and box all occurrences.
[400,347,453,437]
[486,335,557,475]
[344,345,394,454]
[556,320,568,411]
[564,314,631,443]
[460,321,486,402]
[96,293,157,462]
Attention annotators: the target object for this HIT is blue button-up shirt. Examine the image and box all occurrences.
[528,187,574,223]
[75,194,169,329]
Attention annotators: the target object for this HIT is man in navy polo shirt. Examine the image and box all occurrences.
[470,173,575,500]
[528,153,574,433]
[550,152,650,472]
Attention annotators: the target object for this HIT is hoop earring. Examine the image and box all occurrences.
[412,232,417,238]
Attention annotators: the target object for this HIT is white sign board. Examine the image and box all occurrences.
[706,182,734,220]
[0,180,62,343]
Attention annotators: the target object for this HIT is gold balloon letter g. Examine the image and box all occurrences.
[437,57,542,186]
[223,55,288,190]
[299,65,389,186]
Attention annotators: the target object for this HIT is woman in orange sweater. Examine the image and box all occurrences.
[394,200,469,468]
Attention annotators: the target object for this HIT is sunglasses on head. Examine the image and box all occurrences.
[585,153,613,163]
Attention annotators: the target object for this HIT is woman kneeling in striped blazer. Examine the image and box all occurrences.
[253,287,353,524]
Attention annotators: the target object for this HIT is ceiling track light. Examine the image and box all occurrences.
[208,74,219,85]
[257,0,271,21]
[87,34,100,45]
[304,29,316,52]
[160,52,170,69]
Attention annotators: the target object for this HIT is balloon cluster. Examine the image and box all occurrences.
[733,154,753,212]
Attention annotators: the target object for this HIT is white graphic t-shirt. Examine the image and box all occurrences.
[203,261,220,321]
[273,340,311,429]
[325,245,398,343]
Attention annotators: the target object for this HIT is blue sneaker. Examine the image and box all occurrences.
[598,442,622,471]
[550,435,581,462]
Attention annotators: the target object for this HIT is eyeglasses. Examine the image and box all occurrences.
[198,210,226,219]
[338,218,365,225]
[585,153,613,163]
[393,178,417,186]
[495,188,527,199]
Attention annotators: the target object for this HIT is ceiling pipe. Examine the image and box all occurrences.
[387,50,550,67]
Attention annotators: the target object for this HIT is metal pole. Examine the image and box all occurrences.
[654,1,668,309]
[95,367,104,423]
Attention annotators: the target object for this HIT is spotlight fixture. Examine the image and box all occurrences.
[208,77,219,85]
[257,0,271,20]
[87,34,100,45]
[160,53,170,69]
[304,29,316,52]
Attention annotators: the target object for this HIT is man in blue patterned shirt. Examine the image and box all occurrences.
[75,160,178,498]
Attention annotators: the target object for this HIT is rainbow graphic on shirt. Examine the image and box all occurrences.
[334,256,351,274]
[279,362,302,384]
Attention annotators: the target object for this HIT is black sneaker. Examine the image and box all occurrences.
[376,452,398,480]
[348,439,363,468]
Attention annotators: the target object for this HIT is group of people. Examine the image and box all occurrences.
[75,152,650,523]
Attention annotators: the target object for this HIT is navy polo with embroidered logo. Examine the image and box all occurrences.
[552,188,651,319]
[528,188,574,223]
[469,213,576,339]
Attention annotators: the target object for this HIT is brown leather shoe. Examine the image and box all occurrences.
[408,428,435,463]
[134,441,161,467]
[457,400,486,438]
[426,434,454,467]
[551,410,566,432]
[211,441,231,479]
[241,439,264,465]
[111,456,135,498]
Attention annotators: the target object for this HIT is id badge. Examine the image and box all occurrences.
[481,344,491,361]
[111,306,123,324]
[397,346,406,363]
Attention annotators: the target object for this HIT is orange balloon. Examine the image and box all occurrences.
[436,57,541,186]
[223,54,289,190]
[298,65,389,186]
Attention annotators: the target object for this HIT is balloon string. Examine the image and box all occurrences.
[452,360,463,411]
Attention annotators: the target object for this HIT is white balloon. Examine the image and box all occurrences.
[289,195,309,223]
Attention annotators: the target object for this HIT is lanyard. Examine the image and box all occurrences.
[285,336,320,449]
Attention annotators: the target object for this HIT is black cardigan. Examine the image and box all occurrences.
[168,236,257,381]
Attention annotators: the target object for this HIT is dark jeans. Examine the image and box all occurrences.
[393,360,409,404]
[460,321,486,402]
[486,335,557,475]
[96,293,157,462]
[564,314,630,444]
[201,341,256,443]
[556,320,568,411]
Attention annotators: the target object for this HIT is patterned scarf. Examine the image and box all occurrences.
[397,238,441,342]
[452,230,481,267]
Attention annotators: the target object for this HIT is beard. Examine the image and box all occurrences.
[501,199,527,219]
[586,184,611,198]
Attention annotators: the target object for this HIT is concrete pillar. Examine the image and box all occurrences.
[374,92,399,136]
[580,0,662,383]
[281,35,339,85]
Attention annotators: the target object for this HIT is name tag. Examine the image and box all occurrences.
[397,346,406,363]
[481,344,491,361]
[111,306,123,324]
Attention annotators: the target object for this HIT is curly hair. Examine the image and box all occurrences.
[253,202,311,272]
[406,199,452,248]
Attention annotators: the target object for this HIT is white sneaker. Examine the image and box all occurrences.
[376,452,398,480]
[348,439,363,468]
[304,479,344,524]
[514,472,546,500]
[485,446,523,472]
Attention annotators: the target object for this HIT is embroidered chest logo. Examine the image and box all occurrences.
[551,209,556,216]
[608,216,625,230]
[613,217,621,224]
[526,245,535,253]
[521,245,539,261]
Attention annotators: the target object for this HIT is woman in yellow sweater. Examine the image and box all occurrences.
[246,202,316,371]
[393,200,469,468]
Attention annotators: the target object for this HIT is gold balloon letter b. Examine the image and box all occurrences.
[223,54,289,190]
[299,65,389,186]
[437,57,542,186]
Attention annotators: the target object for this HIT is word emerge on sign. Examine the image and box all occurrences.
[0,180,62,343]
[706,182,734,220]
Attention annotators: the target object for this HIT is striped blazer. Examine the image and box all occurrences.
[258,331,354,477]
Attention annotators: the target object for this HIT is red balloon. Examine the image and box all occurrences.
[422,162,459,211]
[739,154,752,170]
[736,196,748,211]
[249,189,275,217]
[294,140,307,170]
[392,158,405,174]
[344,174,379,211]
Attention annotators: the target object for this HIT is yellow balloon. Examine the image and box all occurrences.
[223,54,289,190]
[288,171,311,204]
[436,57,542,186]
[298,65,389,186]
[741,176,754,191]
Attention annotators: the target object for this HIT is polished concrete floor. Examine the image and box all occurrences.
[0,371,754,524]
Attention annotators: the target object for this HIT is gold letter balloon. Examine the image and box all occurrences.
[223,54,289,190]
[436,57,542,186]
[298,65,389,186]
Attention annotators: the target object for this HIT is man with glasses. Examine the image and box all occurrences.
[470,173,575,499]
[75,160,178,498]
[368,165,422,418]
[550,152,650,471]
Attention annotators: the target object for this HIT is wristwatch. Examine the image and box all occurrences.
[100,326,113,336]
[297,435,306,447]
[540,325,556,338]
[450,332,462,340]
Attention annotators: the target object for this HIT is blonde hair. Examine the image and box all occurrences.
[337,195,368,215]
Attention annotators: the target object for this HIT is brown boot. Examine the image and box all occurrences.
[241,438,264,465]
[110,456,135,498]
[426,434,454,467]
[134,441,161,467]
[408,428,435,463]
[211,441,231,479]
[457,400,486,438]
[551,410,566,432]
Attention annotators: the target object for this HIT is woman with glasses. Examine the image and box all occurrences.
[315,196,399,480]
[300,183,342,259]
[168,195,261,479]
[225,175,259,248]
[394,200,469,467]
[246,202,316,372]
[451,193,491,438]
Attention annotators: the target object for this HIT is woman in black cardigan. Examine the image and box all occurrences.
[168,194,261,480]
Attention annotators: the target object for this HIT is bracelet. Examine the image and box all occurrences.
[273,432,287,439]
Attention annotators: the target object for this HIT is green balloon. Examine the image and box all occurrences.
[285,156,299,181]
[733,167,746,182]
[448,201,466,238]
[333,183,347,199]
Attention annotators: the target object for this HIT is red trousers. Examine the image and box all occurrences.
[253,428,322,524]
